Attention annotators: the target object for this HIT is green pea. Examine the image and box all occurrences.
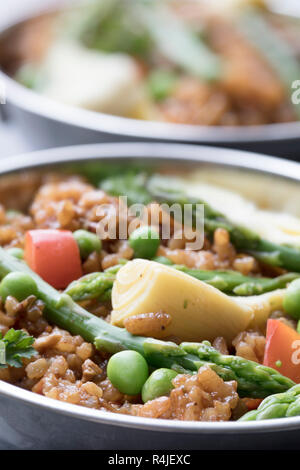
[6,248,24,260]
[0,272,38,302]
[129,226,160,259]
[283,279,300,319]
[142,368,177,403]
[73,230,102,259]
[107,350,149,395]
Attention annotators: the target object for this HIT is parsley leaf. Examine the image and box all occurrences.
[0,329,37,368]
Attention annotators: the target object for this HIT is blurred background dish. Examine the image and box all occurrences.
[1,0,300,157]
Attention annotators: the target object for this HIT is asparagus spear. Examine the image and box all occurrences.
[137,2,222,82]
[0,248,294,397]
[101,172,152,206]
[175,267,299,296]
[181,341,295,398]
[65,269,117,302]
[100,172,300,272]
[65,262,300,302]
[239,384,300,421]
[66,0,152,58]
[74,0,222,82]
[146,175,300,272]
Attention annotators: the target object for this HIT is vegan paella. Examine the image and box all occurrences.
[0,163,300,422]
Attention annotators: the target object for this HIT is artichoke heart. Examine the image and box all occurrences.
[111,259,255,342]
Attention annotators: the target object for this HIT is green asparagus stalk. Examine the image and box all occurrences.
[146,175,300,273]
[65,269,117,302]
[72,0,222,82]
[100,172,300,272]
[101,172,152,206]
[65,261,300,302]
[175,267,299,296]
[239,384,300,421]
[137,2,222,82]
[66,0,152,58]
[0,248,295,398]
[181,341,295,398]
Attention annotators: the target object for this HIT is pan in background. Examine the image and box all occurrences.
[1,0,300,158]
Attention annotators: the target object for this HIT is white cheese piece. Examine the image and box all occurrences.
[38,40,143,115]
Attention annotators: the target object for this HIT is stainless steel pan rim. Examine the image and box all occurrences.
[1,141,300,178]
[1,376,300,435]
[1,141,300,434]
[3,72,300,144]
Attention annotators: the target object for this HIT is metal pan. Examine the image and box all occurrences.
[0,141,300,450]
[1,1,300,158]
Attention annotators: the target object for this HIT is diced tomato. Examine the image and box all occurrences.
[25,229,82,289]
[263,319,300,383]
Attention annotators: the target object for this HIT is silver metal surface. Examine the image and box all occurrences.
[0,142,300,449]
[1,1,300,157]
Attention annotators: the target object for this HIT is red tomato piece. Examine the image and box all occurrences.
[25,229,82,289]
[263,319,300,383]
